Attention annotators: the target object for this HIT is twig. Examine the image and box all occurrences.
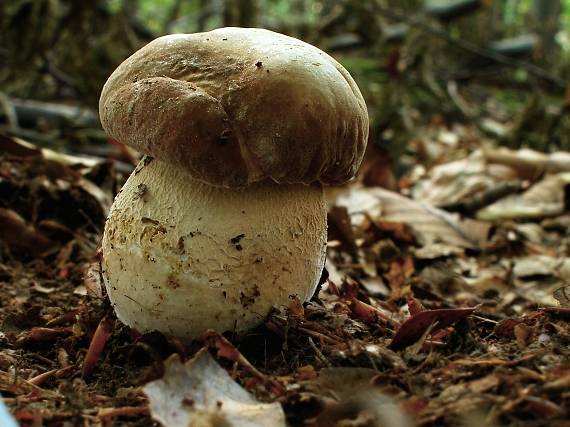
[471,315,499,324]
[82,317,114,378]
[97,406,149,419]
[203,331,286,396]
[297,326,344,345]
[307,337,332,367]
[28,366,73,386]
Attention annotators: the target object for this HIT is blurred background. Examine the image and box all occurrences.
[1,0,570,170]
[2,5,570,426]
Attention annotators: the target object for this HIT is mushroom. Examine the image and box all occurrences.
[99,27,368,341]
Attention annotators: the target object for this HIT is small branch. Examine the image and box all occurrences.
[82,317,114,378]
[28,366,73,386]
[97,406,149,419]
[307,337,332,367]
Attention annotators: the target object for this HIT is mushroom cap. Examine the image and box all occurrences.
[99,27,368,188]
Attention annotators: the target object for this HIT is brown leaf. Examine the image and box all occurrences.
[327,206,358,257]
[406,297,425,316]
[520,396,564,419]
[0,208,53,256]
[17,327,73,345]
[384,256,414,299]
[350,297,397,327]
[203,331,285,396]
[495,318,522,339]
[0,134,42,157]
[328,187,490,249]
[360,144,398,190]
[287,295,305,317]
[372,221,416,244]
[467,374,500,393]
[389,307,477,350]
[514,323,532,348]
[542,307,570,317]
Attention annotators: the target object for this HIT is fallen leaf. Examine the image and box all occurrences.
[143,349,286,427]
[542,307,570,317]
[553,285,570,306]
[311,368,413,427]
[413,243,464,260]
[467,374,501,393]
[287,295,304,317]
[495,318,522,339]
[328,206,358,257]
[513,323,532,348]
[476,173,570,220]
[83,261,105,299]
[384,257,414,299]
[518,396,564,418]
[407,297,425,316]
[389,307,477,350]
[328,186,490,249]
[412,150,518,207]
[17,327,73,345]
[483,147,570,178]
[512,255,568,278]
[0,134,100,168]
[371,221,416,244]
[0,208,53,256]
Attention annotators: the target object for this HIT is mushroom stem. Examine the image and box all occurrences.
[102,158,327,340]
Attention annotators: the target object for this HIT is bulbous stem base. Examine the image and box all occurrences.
[102,158,327,340]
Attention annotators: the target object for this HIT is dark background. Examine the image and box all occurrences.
[2,0,570,163]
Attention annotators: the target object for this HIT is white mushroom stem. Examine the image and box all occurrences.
[102,158,327,341]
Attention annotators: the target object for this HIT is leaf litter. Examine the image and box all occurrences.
[0,119,569,427]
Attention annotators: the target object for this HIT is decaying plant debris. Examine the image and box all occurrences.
[0,122,569,427]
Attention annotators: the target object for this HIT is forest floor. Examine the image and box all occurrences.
[0,117,569,427]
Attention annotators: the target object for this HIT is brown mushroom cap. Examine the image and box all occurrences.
[99,27,368,188]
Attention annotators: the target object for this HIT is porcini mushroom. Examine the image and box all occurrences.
[100,27,368,340]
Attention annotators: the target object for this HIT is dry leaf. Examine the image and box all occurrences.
[476,173,570,220]
[483,147,570,178]
[144,349,286,427]
[389,307,477,350]
[412,150,518,207]
[0,208,53,256]
[512,255,561,278]
[328,186,490,249]
[553,286,570,307]
[312,368,413,427]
